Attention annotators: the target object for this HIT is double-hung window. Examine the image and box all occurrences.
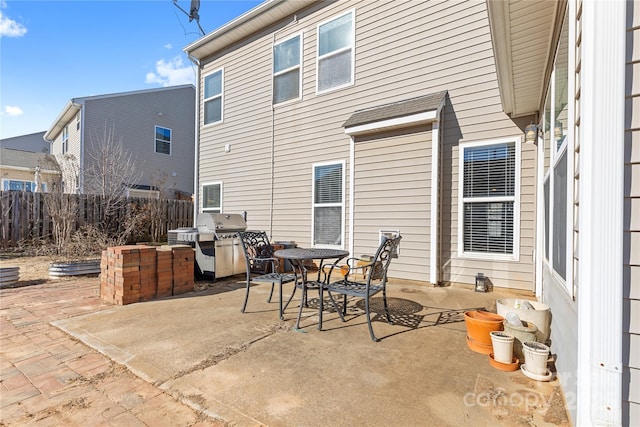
[155,126,171,155]
[317,10,354,93]
[312,161,344,247]
[273,34,302,104]
[204,68,223,125]
[459,139,520,259]
[62,126,69,154]
[202,182,222,213]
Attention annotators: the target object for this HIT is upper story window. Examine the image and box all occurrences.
[76,112,81,131]
[312,161,344,247]
[459,139,520,260]
[202,182,222,213]
[317,10,354,93]
[204,68,223,125]
[273,33,302,105]
[62,126,69,154]
[155,126,171,155]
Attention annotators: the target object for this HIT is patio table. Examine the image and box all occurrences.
[274,248,349,330]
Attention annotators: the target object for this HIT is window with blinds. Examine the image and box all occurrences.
[313,162,343,246]
[461,141,517,256]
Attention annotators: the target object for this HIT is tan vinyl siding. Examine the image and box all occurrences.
[353,126,432,281]
[625,0,640,418]
[197,0,535,286]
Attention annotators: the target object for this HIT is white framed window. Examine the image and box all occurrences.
[458,138,521,260]
[316,10,355,94]
[204,68,223,125]
[76,112,81,131]
[543,10,572,294]
[274,33,302,105]
[62,126,69,154]
[202,182,222,213]
[2,179,45,192]
[154,126,171,155]
[312,161,344,247]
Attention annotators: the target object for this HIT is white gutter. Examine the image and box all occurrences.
[576,0,624,424]
[43,100,82,142]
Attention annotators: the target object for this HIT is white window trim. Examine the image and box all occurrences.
[273,32,303,106]
[311,160,345,249]
[154,125,172,156]
[201,181,223,213]
[315,9,355,95]
[62,126,69,154]
[541,18,575,296]
[457,137,521,261]
[203,67,224,127]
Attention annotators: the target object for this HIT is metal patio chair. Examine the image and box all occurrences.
[237,230,297,320]
[323,235,402,341]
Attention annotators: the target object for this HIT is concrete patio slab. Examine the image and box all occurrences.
[51,276,571,426]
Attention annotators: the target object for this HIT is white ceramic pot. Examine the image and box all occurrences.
[522,341,550,375]
[490,331,514,364]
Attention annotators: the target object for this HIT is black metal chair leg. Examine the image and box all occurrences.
[267,283,275,303]
[241,273,251,313]
[318,286,324,330]
[383,287,391,323]
[365,296,378,342]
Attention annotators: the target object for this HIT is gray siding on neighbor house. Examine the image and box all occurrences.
[625,0,640,420]
[197,0,534,287]
[81,86,195,196]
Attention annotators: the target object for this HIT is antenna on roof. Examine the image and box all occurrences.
[173,0,205,36]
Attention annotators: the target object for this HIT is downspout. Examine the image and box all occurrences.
[187,55,201,227]
[77,100,85,193]
[349,136,355,256]
[430,99,445,285]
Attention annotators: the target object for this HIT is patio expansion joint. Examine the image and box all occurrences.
[166,325,287,383]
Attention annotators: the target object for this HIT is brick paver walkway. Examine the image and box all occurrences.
[0,277,222,426]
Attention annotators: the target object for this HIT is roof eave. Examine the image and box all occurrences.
[44,101,82,142]
[184,0,315,60]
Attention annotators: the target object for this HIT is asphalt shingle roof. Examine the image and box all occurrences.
[343,91,447,129]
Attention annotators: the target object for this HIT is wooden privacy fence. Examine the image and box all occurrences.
[0,191,194,247]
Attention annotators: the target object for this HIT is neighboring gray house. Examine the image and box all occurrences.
[0,131,49,153]
[44,85,195,198]
[184,0,637,424]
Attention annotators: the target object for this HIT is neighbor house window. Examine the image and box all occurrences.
[273,33,302,104]
[317,10,354,93]
[2,180,44,192]
[204,69,223,125]
[155,126,171,155]
[76,112,81,131]
[202,182,222,213]
[312,161,344,247]
[459,139,520,259]
[62,126,69,154]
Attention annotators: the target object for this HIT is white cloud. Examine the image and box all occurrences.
[0,11,27,38]
[164,43,172,49]
[145,56,195,87]
[4,105,23,116]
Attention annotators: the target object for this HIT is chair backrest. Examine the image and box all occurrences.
[368,235,402,282]
[237,231,274,273]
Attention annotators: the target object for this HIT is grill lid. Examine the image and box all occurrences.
[196,213,247,233]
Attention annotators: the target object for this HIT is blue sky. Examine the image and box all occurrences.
[0,0,261,139]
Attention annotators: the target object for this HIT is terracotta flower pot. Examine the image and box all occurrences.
[464,311,505,354]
